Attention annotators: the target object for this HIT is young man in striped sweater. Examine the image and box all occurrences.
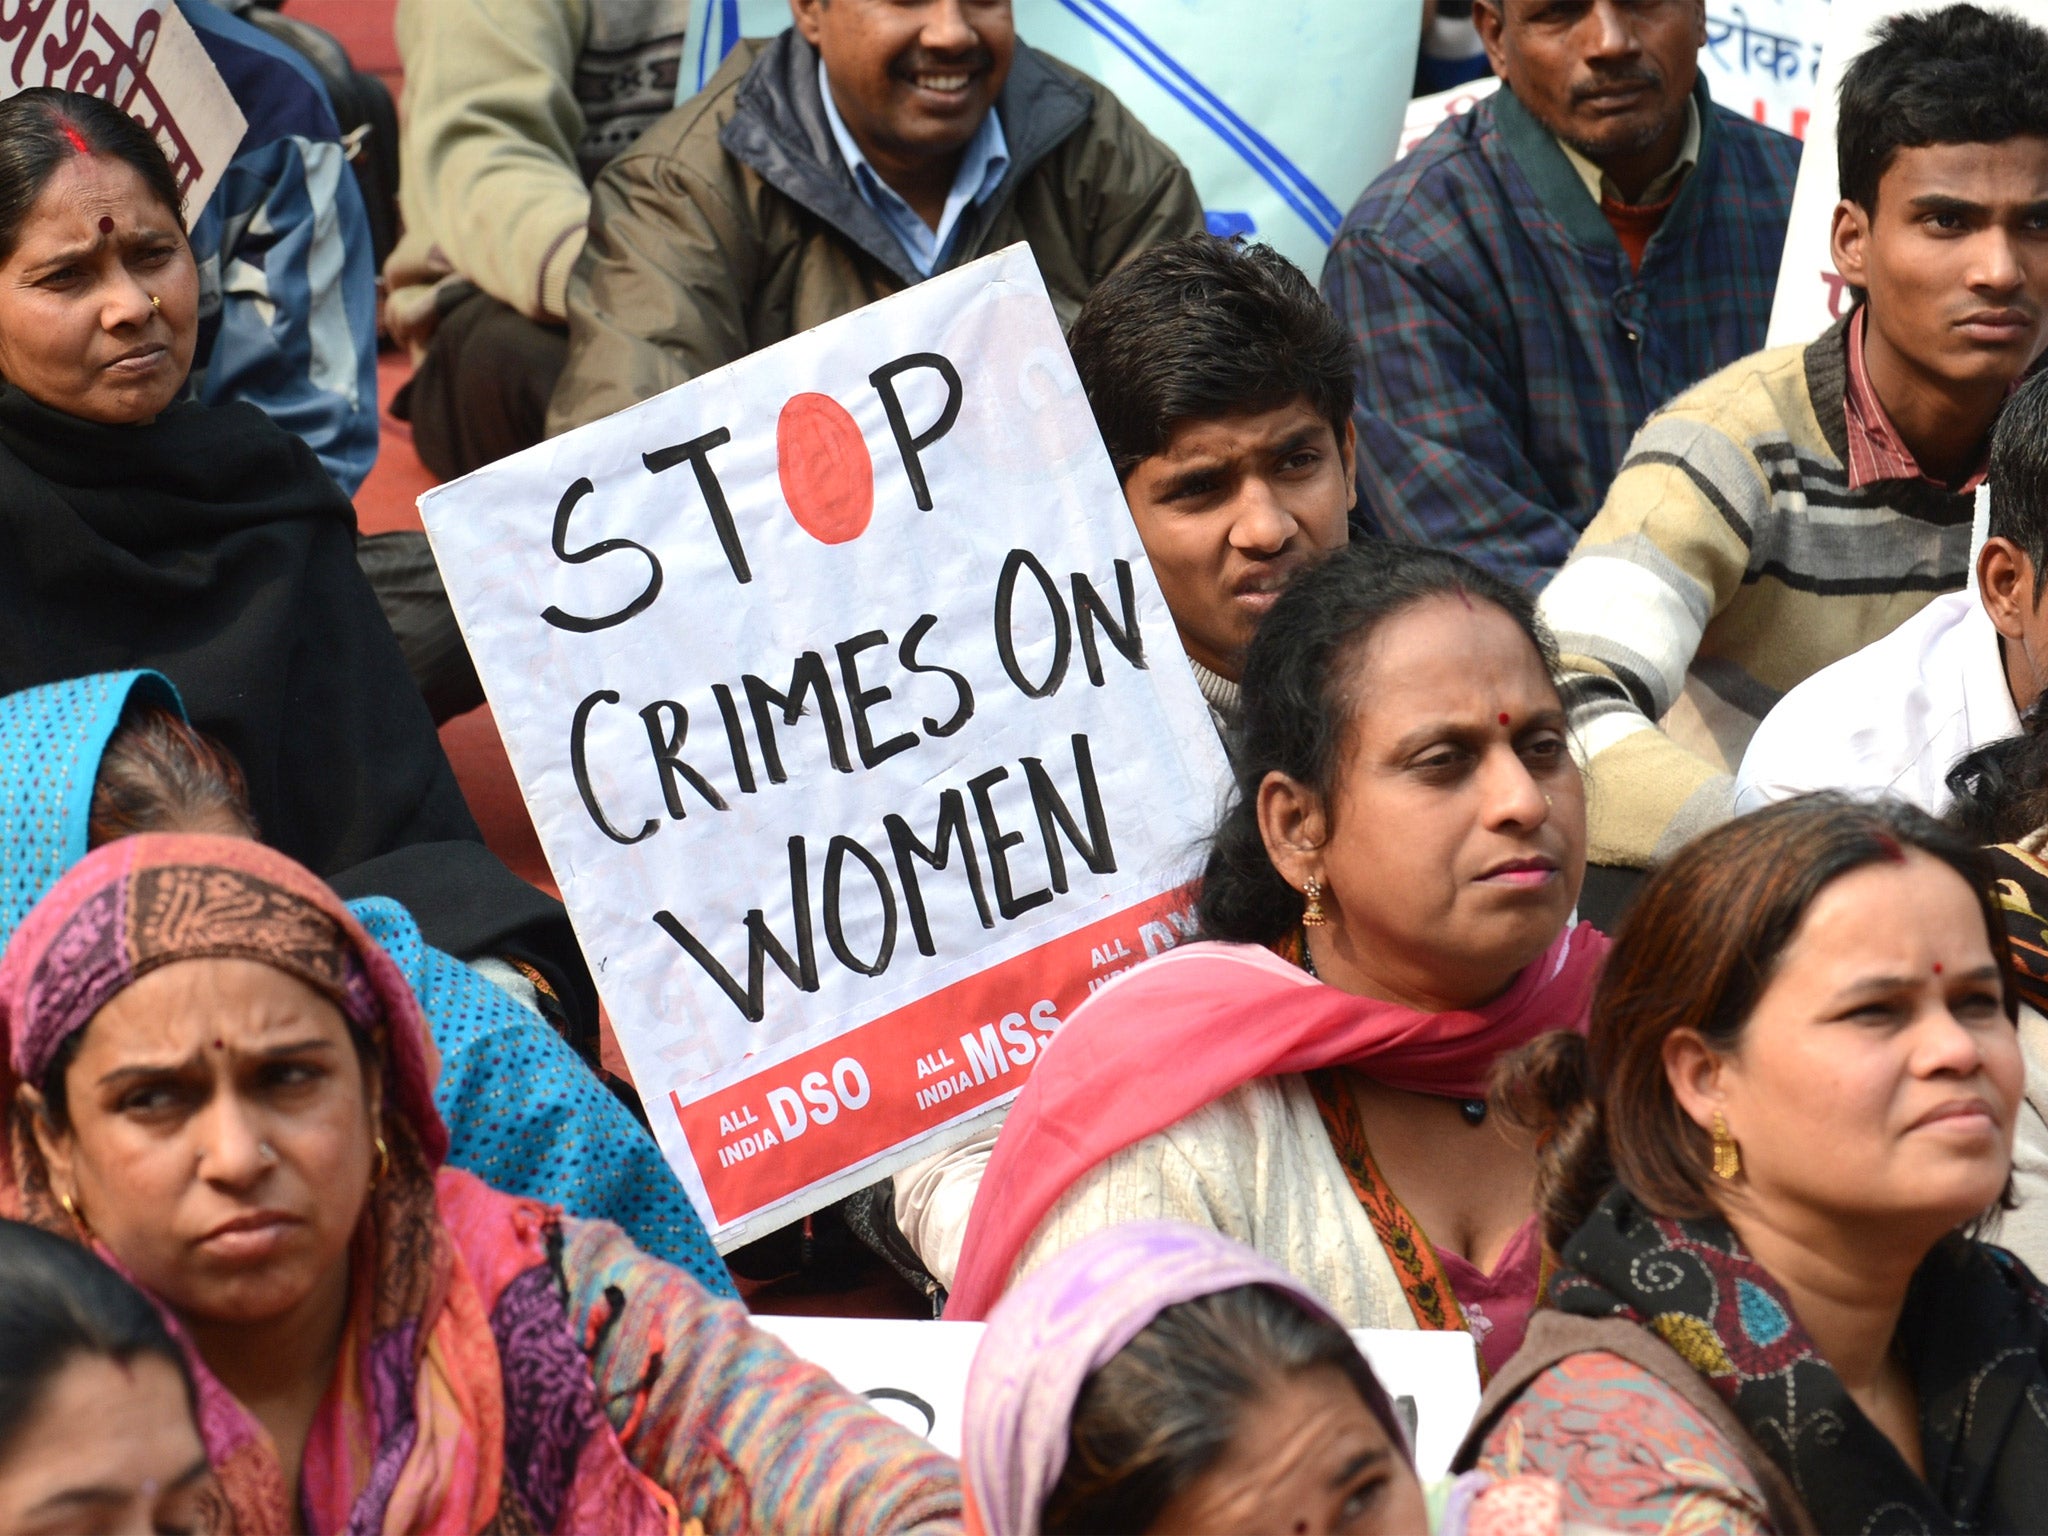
[1539,4,2048,885]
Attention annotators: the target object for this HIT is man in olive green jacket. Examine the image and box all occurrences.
[545,6,1205,435]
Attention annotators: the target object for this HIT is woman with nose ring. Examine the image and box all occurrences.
[0,834,964,1532]
[948,544,1607,1380]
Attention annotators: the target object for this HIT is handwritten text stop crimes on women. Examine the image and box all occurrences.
[548,352,1148,1025]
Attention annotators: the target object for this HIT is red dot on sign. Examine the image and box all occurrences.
[777,392,874,545]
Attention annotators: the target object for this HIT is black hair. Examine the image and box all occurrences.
[1837,5,2048,212]
[0,88,185,265]
[0,1217,195,1466]
[1990,369,2048,602]
[1198,542,1560,944]
[1066,234,1355,483]
[1947,701,2048,846]
[1041,1283,1397,1535]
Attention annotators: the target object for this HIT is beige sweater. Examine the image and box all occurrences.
[1010,1074,1414,1330]
[386,0,689,326]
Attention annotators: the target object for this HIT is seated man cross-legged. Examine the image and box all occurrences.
[884,235,1357,1294]
[1323,0,1799,586]
[1539,4,2048,887]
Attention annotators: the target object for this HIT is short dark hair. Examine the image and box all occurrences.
[1990,368,2048,599]
[1041,1282,1395,1535]
[1066,235,1355,483]
[0,1217,195,1466]
[1496,795,2014,1253]
[1837,5,2048,212]
[0,88,185,264]
[1197,542,1559,944]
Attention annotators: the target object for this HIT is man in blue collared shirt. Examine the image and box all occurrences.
[548,0,1204,433]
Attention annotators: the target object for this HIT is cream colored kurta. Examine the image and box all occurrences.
[1009,1073,1413,1330]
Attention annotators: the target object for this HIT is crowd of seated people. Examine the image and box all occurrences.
[10,0,2048,1531]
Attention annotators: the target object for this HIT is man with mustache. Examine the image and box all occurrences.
[1322,0,1799,589]
[1539,5,2048,884]
[545,0,1204,434]
[881,235,1356,1295]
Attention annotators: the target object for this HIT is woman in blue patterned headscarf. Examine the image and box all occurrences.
[0,669,731,1295]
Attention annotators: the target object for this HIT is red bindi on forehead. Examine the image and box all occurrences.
[98,215,113,234]
[1498,712,1511,726]
[1933,962,1944,976]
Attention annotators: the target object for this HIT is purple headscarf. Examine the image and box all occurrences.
[961,1222,1410,1536]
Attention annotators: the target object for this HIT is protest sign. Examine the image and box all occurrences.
[1,0,247,215]
[1768,0,2048,348]
[1399,2,1825,164]
[752,1316,1483,1480]
[420,245,1230,1249]
[679,0,1419,277]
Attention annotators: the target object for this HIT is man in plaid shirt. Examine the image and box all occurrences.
[1322,0,1799,588]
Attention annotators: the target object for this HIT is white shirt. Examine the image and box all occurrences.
[1734,591,2021,817]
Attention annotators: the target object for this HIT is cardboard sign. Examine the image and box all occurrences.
[1,0,247,216]
[420,246,1229,1249]
[1767,0,2048,348]
[679,0,1421,278]
[1398,2,1824,164]
[752,1316,1483,1481]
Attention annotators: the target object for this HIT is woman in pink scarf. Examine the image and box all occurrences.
[948,546,1608,1379]
[0,833,961,1534]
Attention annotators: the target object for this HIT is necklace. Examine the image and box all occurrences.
[1300,933,1491,1128]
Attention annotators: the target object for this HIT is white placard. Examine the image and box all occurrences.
[754,1316,1483,1482]
[420,245,1230,1249]
[1,0,247,217]
[1767,0,2048,348]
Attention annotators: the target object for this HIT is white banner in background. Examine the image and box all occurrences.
[754,1316,1484,1481]
[1399,1,1826,162]
[1,0,247,215]
[420,246,1229,1249]
[680,0,1420,277]
[1766,0,2048,348]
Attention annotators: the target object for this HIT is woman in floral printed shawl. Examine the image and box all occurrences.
[1460,797,2048,1535]
[0,832,961,1535]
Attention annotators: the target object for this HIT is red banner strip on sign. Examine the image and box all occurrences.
[671,887,1197,1224]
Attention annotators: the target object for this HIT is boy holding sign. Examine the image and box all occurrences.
[1539,4,2048,876]
[886,235,1356,1291]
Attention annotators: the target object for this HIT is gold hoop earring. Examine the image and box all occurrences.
[1301,876,1327,928]
[372,1135,390,1186]
[1710,1111,1741,1181]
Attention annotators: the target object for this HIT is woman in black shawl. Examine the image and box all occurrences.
[0,89,593,1033]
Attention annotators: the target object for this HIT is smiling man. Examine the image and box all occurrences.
[1323,0,1799,588]
[546,0,1203,433]
[1537,4,2048,880]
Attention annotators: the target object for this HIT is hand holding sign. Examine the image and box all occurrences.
[421,246,1230,1247]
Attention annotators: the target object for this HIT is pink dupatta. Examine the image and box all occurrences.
[944,925,1609,1320]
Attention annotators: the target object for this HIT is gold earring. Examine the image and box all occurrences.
[372,1135,390,1186]
[1710,1111,1741,1181]
[1301,876,1327,928]
[57,1191,94,1240]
